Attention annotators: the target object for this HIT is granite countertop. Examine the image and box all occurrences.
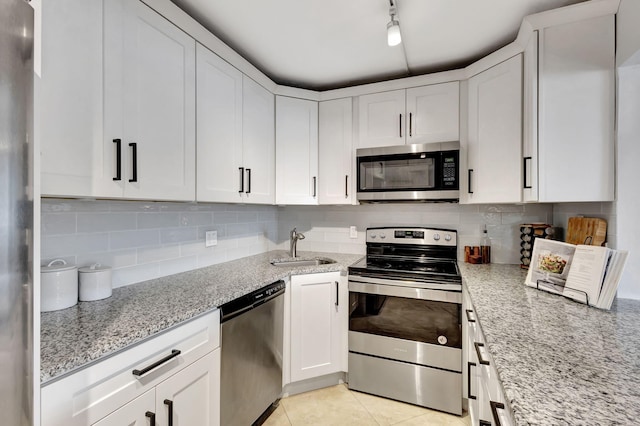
[40,250,363,384]
[460,263,640,426]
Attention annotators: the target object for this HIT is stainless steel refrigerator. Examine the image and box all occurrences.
[0,0,34,424]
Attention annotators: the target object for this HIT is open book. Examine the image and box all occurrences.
[524,239,628,310]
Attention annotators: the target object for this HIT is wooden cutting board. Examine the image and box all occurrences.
[565,217,607,246]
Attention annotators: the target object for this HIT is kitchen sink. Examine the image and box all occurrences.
[270,257,336,267]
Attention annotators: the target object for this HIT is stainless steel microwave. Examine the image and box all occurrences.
[356,142,459,202]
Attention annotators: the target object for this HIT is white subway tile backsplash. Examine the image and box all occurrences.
[179,211,213,227]
[137,245,181,264]
[77,212,137,233]
[112,263,160,288]
[213,212,238,224]
[110,229,160,250]
[42,233,110,258]
[158,255,199,277]
[76,249,138,269]
[41,213,76,235]
[137,212,180,229]
[160,227,198,244]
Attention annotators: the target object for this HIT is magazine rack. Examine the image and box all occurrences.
[535,279,590,306]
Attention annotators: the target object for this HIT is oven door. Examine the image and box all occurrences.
[348,280,462,372]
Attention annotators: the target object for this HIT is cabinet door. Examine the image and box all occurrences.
[358,90,405,148]
[522,32,539,202]
[275,96,319,205]
[156,350,220,426]
[290,272,343,382]
[92,390,155,426]
[465,55,522,204]
[243,76,275,204]
[319,98,353,205]
[39,0,122,198]
[196,43,244,203]
[538,15,615,202]
[105,0,196,201]
[406,82,459,144]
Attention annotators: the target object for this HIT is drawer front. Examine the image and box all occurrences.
[42,309,220,426]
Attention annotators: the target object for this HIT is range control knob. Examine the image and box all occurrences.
[433,233,441,241]
[370,233,377,239]
[445,234,452,242]
[380,233,386,239]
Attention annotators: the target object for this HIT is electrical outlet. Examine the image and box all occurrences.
[349,226,358,239]
[205,231,217,247]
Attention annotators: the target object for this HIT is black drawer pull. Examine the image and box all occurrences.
[467,361,476,400]
[523,156,532,189]
[113,139,122,181]
[145,411,156,426]
[132,349,181,377]
[468,169,474,194]
[164,399,174,426]
[129,142,137,182]
[345,175,349,198]
[335,281,339,308]
[312,176,317,197]
[399,113,403,138]
[474,342,490,366]
[238,167,245,193]
[465,309,476,323]
[246,168,251,194]
[490,400,506,426]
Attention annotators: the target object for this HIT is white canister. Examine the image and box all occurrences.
[78,264,112,301]
[41,259,78,312]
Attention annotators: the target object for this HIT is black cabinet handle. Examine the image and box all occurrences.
[238,167,244,193]
[490,400,506,426]
[523,156,532,189]
[129,143,137,182]
[474,342,490,366]
[399,113,403,138]
[468,169,474,194]
[467,361,476,400]
[164,399,174,426]
[335,281,339,308]
[246,168,251,194]
[113,139,122,181]
[409,112,413,137]
[132,349,181,377]
[145,411,156,426]
[345,175,349,198]
[465,309,476,323]
[312,176,317,197]
[479,421,492,426]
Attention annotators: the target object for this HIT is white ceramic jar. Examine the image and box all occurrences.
[41,259,78,312]
[78,264,112,301]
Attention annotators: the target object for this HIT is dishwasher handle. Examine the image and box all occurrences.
[220,280,285,323]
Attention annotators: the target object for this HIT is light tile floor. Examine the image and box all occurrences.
[263,384,471,426]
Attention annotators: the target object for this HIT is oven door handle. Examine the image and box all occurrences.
[348,280,462,304]
[348,275,462,292]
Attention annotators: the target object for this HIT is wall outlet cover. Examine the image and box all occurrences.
[205,230,218,247]
[349,226,358,239]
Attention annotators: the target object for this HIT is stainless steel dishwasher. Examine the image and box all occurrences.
[220,280,285,426]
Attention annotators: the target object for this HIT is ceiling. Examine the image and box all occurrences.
[170,0,587,91]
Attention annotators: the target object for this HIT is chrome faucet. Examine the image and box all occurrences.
[289,227,305,258]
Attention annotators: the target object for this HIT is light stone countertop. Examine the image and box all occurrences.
[40,250,363,384]
[460,263,640,426]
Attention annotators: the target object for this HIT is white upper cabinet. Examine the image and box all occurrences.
[463,55,523,204]
[39,0,112,198]
[358,90,406,148]
[532,15,615,202]
[242,75,275,204]
[104,0,196,201]
[406,82,459,144]
[319,98,353,205]
[275,96,319,205]
[357,82,459,149]
[196,45,275,204]
[196,44,244,203]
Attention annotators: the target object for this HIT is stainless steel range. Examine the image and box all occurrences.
[348,226,462,415]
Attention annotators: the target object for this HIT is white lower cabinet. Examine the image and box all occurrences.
[41,311,220,426]
[289,272,346,382]
[464,288,513,426]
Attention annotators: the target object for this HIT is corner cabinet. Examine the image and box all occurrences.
[319,98,354,205]
[196,44,275,204]
[357,82,459,149]
[275,96,319,205]
[289,272,346,382]
[40,0,196,201]
[523,15,615,203]
[41,310,220,426]
[462,55,523,204]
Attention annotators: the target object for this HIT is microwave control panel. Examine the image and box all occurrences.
[441,151,458,188]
